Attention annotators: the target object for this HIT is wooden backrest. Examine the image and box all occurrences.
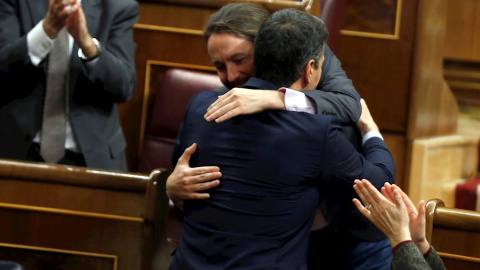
[426,198,480,269]
[0,159,169,270]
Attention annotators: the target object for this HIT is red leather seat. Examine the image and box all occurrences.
[138,68,222,174]
[455,138,480,211]
[320,0,347,54]
[138,68,222,247]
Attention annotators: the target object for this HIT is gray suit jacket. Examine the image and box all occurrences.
[0,0,138,170]
[391,242,447,270]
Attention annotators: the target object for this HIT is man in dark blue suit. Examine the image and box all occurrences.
[168,9,395,269]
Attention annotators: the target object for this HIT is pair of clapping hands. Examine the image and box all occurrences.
[44,0,99,59]
[353,179,431,253]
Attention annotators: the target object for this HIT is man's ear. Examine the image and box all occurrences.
[303,59,316,85]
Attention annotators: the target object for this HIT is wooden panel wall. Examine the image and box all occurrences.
[337,0,457,189]
[444,0,480,62]
[443,0,480,107]
[0,160,169,270]
[426,199,480,270]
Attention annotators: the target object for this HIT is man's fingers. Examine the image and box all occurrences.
[186,166,220,175]
[177,143,197,165]
[208,94,228,109]
[195,179,220,191]
[182,179,221,199]
[186,193,211,200]
[205,102,237,122]
[205,98,237,122]
[66,1,80,14]
[58,0,76,14]
[214,108,242,123]
[206,94,229,113]
[182,171,222,185]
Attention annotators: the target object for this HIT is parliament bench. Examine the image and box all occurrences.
[426,198,480,270]
[0,159,169,270]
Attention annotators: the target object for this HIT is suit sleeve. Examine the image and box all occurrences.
[0,0,34,76]
[322,117,395,189]
[83,0,139,102]
[301,45,362,124]
[425,247,447,270]
[391,242,446,270]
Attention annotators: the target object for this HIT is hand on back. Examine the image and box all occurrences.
[356,99,379,137]
[166,143,222,204]
[205,88,285,123]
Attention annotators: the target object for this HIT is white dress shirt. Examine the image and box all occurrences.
[27,20,98,153]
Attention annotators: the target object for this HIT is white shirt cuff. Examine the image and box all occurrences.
[362,130,384,145]
[27,20,54,66]
[279,87,315,114]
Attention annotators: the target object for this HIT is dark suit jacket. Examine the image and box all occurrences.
[214,48,388,242]
[169,78,395,269]
[0,0,138,170]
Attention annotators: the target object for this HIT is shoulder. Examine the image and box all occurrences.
[321,45,336,68]
[188,91,219,108]
[193,90,219,99]
[212,86,229,94]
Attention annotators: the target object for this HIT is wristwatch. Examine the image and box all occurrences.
[78,38,102,62]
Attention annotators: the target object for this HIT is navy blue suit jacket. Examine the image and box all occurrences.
[171,78,395,269]
[169,78,395,269]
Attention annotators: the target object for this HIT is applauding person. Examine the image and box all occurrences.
[353,179,447,270]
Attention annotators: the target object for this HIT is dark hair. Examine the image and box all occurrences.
[203,3,270,43]
[254,9,329,87]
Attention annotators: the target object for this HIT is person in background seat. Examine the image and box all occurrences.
[353,179,447,270]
